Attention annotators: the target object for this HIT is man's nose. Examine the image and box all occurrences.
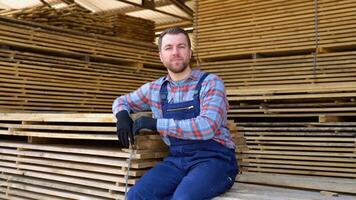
[172,47,179,55]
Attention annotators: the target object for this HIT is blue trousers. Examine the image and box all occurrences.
[128,139,238,200]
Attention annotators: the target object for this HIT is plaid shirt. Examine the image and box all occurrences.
[112,69,235,149]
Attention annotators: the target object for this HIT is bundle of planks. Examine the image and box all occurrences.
[0,4,155,43]
[0,15,163,113]
[235,121,356,194]
[0,48,164,112]
[201,51,356,88]
[104,12,155,43]
[0,113,166,199]
[195,0,356,61]
[195,0,356,196]
[200,51,356,117]
[0,113,239,200]
[0,16,160,66]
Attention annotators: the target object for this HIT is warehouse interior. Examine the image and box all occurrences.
[0,0,355,199]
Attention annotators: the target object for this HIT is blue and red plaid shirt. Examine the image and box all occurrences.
[112,69,235,149]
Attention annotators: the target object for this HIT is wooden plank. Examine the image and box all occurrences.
[214,182,356,200]
[237,172,356,194]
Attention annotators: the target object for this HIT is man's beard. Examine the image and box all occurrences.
[165,60,190,73]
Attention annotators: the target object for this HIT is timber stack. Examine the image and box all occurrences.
[0,10,162,199]
[195,0,356,195]
[0,4,155,43]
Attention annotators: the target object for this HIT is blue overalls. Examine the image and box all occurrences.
[128,73,238,200]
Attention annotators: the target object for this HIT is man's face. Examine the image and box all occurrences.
[159,33,192,74]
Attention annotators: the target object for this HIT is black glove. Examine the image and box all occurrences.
[115,110,133,148]
[132,116,157,137]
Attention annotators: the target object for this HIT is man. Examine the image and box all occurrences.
[112,27,238,200]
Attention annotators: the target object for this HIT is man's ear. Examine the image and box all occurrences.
[159,52,163,62]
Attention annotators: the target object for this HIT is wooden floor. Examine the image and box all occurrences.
[215,183,356,200]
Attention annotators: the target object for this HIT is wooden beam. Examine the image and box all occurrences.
[169,0,193,17]
[142,0,155,9]
[60,0,75,4]
[113,0,191,21]
[39,0,52,8]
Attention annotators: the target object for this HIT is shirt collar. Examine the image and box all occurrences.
[163,69,200,84]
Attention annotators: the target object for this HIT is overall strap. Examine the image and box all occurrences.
[193,72,210,98]
[159,80,169,104]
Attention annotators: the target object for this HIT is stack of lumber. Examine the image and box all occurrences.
[318,0,356,51]
[0,48,164,112]
[195,0,316,61]
[202,51,356,88]
[235,121,356,194]
[0,113,167,200]
[215,182,356,200]
[0,113,240,199]
[227,83,356,117]
[195,0,356,61]
[104,12,155,43]
[0,16,161,66]
[0,4,155,43]
[200,51,356,117]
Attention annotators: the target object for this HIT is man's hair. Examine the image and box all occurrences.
[158,27,191,51]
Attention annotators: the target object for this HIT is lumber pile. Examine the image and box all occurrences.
[0,113,239,199]
[227,83,356,117]
[0,4,155,43]
[195,0,316,61]
[0,48,163,112]
[201,51,356,88]
[105,12,155,43]
[201,51,356,117]
[0,113,166,199]
[0,16,160,66]
[0,14,163,113]
[234,121,356,194]
[195,0,356,61]
[237,121,356,178]
[215,181,356,200]
[195,0,356,196]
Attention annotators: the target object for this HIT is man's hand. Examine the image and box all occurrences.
[132,116,157,137]
[115,110,133,148]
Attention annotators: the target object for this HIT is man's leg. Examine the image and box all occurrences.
[171,158,237,200]
[128,160,185,200]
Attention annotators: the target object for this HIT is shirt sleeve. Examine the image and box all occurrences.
[157,75,228,140]
[112,82,152,115]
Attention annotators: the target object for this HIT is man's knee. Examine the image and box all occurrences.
[127,185,146,200]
